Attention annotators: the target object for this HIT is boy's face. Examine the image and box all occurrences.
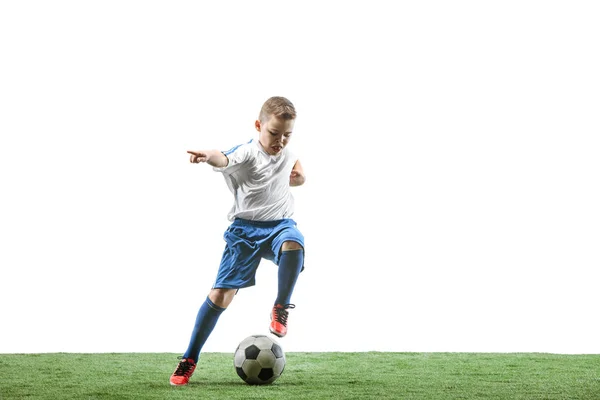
[255,115,295,156]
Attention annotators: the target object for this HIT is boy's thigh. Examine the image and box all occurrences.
[269,222,305,265]
[213,246,261,289]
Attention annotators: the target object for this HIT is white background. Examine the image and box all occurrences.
[1,1,599,354]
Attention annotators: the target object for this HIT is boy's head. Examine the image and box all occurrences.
[255,96,296,156]
[258,96,296,123]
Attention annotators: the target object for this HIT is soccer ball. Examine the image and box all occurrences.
[234,334,286,385]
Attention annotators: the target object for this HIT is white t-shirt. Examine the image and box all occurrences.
[213,139,298,221]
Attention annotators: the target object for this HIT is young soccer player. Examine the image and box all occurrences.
[170,96,306,386]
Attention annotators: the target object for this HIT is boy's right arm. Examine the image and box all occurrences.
[187,150,229,168]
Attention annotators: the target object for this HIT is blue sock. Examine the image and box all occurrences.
[275,249,304,306]
[183,297,226,363]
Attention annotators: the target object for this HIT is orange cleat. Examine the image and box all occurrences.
[269,304,295,338]
[169,357,196,386]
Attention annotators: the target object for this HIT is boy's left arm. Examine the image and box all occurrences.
[289,160,306,187]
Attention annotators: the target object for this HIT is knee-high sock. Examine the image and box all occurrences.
[275,249,304,306]
[183,297,226,362]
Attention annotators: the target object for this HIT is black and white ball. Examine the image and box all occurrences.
[234,334,286,385]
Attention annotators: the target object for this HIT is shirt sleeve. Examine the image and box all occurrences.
[213,140,253,173]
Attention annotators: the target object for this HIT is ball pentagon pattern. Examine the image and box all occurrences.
[234,334,286,385]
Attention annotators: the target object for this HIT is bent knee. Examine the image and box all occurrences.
[209,288,237,308]
[282,240,303,251]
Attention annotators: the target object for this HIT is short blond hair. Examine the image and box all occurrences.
[259,96,296,123]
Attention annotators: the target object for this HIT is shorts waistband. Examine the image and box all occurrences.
[233,218,291,227]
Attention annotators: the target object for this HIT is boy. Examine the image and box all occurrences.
[170,96,306,386]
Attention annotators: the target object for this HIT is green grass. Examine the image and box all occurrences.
[0,352,598,399]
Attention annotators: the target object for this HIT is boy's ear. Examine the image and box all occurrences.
[255,120,261,132]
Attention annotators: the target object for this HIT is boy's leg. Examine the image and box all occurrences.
[183,290,235,361]
[270,241,304,338]
[274,242,304,306]
[171,218,264,385]
[170,288,236,386]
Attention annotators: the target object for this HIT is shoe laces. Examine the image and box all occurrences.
[173,358,195,377]
[273,304,295,326]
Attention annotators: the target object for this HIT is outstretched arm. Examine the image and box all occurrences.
[187,150,229,168]
[289,160,306,186]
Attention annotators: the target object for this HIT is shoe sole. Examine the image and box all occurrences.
[269,327,286,338]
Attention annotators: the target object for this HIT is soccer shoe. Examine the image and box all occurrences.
[269,304,295,338]
[169,357,196,386]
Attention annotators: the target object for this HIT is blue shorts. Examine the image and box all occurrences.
[213,218,305,289]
